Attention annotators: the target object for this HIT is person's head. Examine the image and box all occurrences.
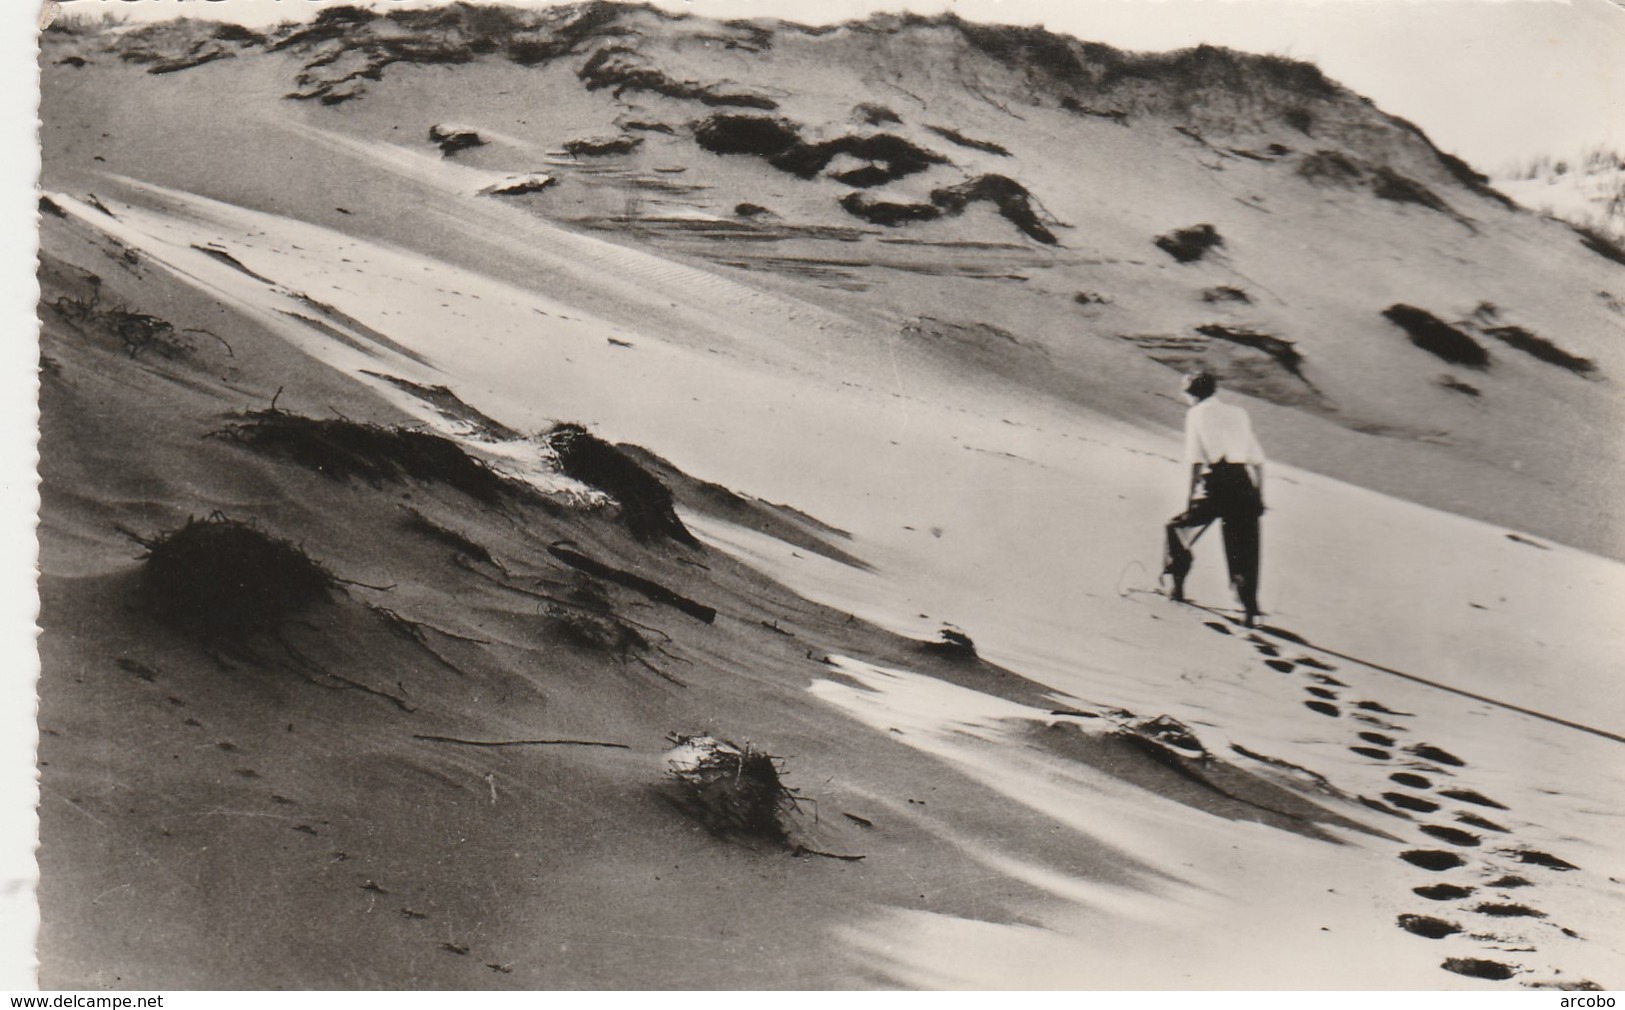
[1182,370,1217,403]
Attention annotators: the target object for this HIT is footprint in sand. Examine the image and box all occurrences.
[1420,824,1481,847]
[1408,743,1465,767]
[1441,957,1518,981]
[1204,621,1232,635]
[1309,672,1348,687]
[1356,700,1413,717]
[1383,792,1440,813]
[1264,660,1296,673]
[1360,796,1410,819]
[1401,849,1467,871]
[1390,772,1432,789]
[1295,655,1337,671]
[1305,686,1338,700]
[1456,812,1509,833]
[1304,701,1339,717]
[1398,913,1463,938]
[1487,874,1533,889]
[1349,746,1391,760]
[1439,787,1506,809]
[1414,883,1475,901]
[1358,731,1397,747]
[1500,848,1579,872]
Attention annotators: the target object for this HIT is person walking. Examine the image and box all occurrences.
[1162,371,1266,626]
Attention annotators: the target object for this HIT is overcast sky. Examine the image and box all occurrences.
[50,0,1625,171]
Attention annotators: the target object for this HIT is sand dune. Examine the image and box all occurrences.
[31,5,1625,990]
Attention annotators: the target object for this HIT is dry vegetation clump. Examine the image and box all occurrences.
[1296,149,1364,186]
[1155,224,1223,263]
[1480,325,1597,376]
[544,603,647,656]
[853,102,902,126]
[137,514,335,642]
[1371,167,1452,215]
[429,124,486,156]
[664,734,800,846]
[919,626,978,661]
[216,409,522,506]
[1573,224,1625,268]
[1195,324,1307,381]
[49,282,226,362]
[776,134,948,184]
[1382,305,1491,369]
[563,134,642,158]
[930,174,1057,244]
[838,193,941,227]
[924,124,1010,157]
[1202,286,1250,304]
[543,423,698,545]
[693,113,802,158]
[578,46,778,108]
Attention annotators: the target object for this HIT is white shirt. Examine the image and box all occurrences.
[1185,397,1265,465]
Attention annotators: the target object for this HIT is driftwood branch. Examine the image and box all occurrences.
[413,734,629,750]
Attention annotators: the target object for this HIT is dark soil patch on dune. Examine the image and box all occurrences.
[1358,732,1396,747]
[1441,957,1516,981]
[1398,914,1461,938]
[1350,746,1390,760]
[1420,824,1480,847]
[1383,305,1491,369]
[544,423,698,546]
[1389,773,1431,789]
[1383,792,1439,813]
[1155,224,1222,263]
[215,410,526,507]
[1401,849,1466,871]
[1438,787,1504,809]
[1304,701,1339,717]
[1413,883,1473,901]
[138,514,335,642]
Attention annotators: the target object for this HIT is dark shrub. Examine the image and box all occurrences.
[1372,168,1451,214]
[1574,224,1625,267]
[216,410,520,506]
[544,423,697,545]
[665,734,800,846]
[1382,305,1490,368]
[925,125,1011,157]
[839,193,942,227]
[1155,224,1223,263]
[693,114,801,158]
[1482,325,1596,375]
[140,515,334,642]
[563,135,642,157]
[1297,150,1363,185]
[771,134,947,182]
[930,174,1056,244]
[1196,324,1306,380]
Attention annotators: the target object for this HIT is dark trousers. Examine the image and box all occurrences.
[1164,462,1262,614]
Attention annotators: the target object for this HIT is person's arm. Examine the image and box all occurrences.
[1188,462,1203,505]
[1250,463,1265,510]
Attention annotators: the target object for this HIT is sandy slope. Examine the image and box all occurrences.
[32,8,1625,991]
